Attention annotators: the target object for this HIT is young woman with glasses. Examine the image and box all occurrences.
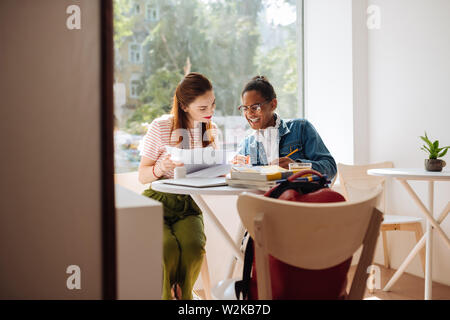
[233,75,337,180]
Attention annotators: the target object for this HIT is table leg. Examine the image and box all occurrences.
[191,194,245,262]
[383,202,450,292]
[398,180,450,247]
[425,181,434,300]
[225,221,246,279]
[383,234,426,291]
[393,179,450,300]
[200,256,213,300]
[191,195,248,300]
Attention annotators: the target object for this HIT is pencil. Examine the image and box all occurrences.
[286,148,299,158]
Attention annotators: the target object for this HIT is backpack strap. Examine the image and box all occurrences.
[288,169,324,181]
[266,175,329,199]
[234,235,254,300]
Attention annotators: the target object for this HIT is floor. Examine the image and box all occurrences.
[196,263,450,300]
[348,264,450,300]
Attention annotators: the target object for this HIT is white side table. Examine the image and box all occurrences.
[367,168,450,300]
[115,184,163,299]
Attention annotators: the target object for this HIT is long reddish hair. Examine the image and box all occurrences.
[171,72,215,147]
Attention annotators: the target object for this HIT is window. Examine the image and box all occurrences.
[128,43,142,64]
[113,0,303,173]
[129,78,140,99]
[133,2,141,15]
[145,4,159,22]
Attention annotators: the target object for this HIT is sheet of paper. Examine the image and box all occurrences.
[165,146,233,175]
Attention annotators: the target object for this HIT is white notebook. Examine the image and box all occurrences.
[162,177,227,188]
[186,164,231,178]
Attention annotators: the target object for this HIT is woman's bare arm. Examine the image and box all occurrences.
[138,155,184,184]
[138,156,160,184]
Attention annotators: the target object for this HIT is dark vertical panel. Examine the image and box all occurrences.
[101,0,117,300]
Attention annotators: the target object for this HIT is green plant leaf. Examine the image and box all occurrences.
[431,149,439,158]
[433,140,439,150]
[422,145,431,153]
[438,147,449,158]
[420,135,433,149]
[436,146,450,152]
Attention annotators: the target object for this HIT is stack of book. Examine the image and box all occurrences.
[226,166,329,191]
[226,165,295,191]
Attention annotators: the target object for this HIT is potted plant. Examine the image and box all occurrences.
[420,132,449,172]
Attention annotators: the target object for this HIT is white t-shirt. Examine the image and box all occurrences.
[252,113,281,164]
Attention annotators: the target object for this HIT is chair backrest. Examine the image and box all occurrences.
[338,162,393,212]
[114,171,148,195]
[237,192,383,300]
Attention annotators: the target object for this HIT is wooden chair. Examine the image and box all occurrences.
[236,191,383,300]
[337,162,425,273]
[114,171,212,300]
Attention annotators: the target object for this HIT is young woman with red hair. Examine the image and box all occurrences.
[138,72,217,300]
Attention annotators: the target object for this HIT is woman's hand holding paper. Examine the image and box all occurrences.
[160,154,184,173]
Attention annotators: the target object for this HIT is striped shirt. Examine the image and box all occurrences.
[140,114,218,179]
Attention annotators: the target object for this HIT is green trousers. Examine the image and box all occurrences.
[143,187,206,300]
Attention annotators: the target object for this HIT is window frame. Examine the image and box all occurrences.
[133,1,141,15]
[145,2,159,22]
[129,75,141,99]
[128,42,142,64]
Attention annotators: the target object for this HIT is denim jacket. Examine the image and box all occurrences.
[238,117,337,179]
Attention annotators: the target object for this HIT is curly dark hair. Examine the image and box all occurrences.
[241,75,277,101]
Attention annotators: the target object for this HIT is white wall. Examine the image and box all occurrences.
[367,0,450,285]
[305,0,450,287]
[304,0,354,166]
[352,0,370,165]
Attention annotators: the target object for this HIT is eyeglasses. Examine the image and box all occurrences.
[237,100,271,113]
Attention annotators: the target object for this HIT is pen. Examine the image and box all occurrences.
[286,148,299,159]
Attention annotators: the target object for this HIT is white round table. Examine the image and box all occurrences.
[368,168,450,181]
[368,168,450,300]
[150,179,263,299]
[150,180,260,196]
